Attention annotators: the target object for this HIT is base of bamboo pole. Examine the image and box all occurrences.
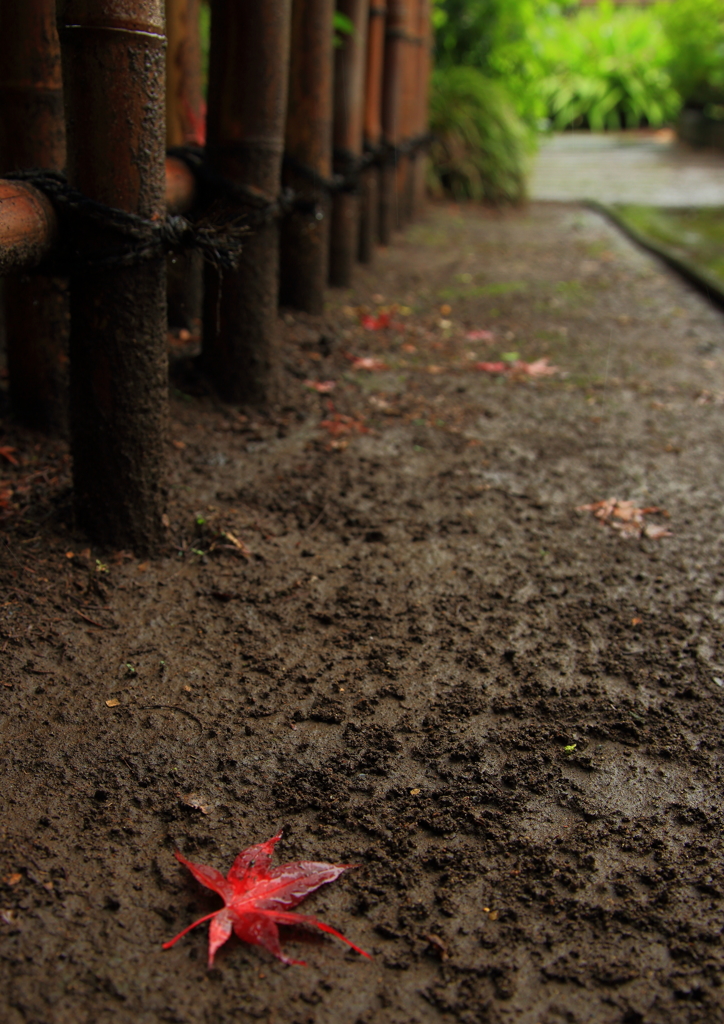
[329,191,359,287]
[280,191,330,315]
[358,165,378,264]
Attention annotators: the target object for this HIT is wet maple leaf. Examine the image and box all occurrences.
[163,832,371,968]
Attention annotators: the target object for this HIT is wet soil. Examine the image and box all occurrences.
[2,201,724,1024]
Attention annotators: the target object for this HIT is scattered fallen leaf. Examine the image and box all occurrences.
[172,439,187,450]
[360,312,391,331]
[514,358,560,378]
[410,788,421,796]
[439,304,452,315]
[4,874,22,886]
[0,447,19,467]
[0,909,18,925]
[179,792,215,815]
[474,357,561,378]
[422,932,449,961]
[106,699,120,708]
[474,361,507,375]
[465,329,494,343]
[219,530,252,559]
[488,910,499,921]
[348,355,389,372]
[577,498,672,540]
[631,617,642,626]
[163,832,370,968]
[304,380,337,393]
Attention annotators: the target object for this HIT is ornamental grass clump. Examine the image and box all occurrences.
[428,65,533,205]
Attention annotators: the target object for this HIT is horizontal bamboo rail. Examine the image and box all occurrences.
[0,157,196,275]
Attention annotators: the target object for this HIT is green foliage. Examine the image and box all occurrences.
[428,66,533,205]
[333,11,355,47]
[533,2,680,130]
[433,1,681,132]
[659,0,724,111]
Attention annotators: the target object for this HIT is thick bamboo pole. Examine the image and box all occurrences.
[379,0,406,244]
[358,3,387,263]
[0,182,58,275]
[165,0,204,331]
[0,0,68,433]
[395,0,416,228]
[203,0,292,406]
[57,0,169,555]
[166,0,205,148]
[0,159,196,276]
[329,0,369,287]
[280,0,334,314]
[411,0,431,219]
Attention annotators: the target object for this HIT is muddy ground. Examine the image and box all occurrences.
[1,201,724,1024]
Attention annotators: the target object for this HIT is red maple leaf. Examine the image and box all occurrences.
[162,832,371,968]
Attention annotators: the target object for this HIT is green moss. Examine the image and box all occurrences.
[613,205,724,293]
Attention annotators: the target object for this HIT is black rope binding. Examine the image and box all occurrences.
[7,167,249,274]
[9,135,434,274]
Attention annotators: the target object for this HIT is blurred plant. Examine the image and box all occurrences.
[533,1,680,130]
[432,0,680,131]
[659,0,724,114]
[428,66,533,204]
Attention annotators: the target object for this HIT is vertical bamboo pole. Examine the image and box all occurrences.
[395,0,415,228]
[358,4,387,263]
[329,0,369,288]
[379,0,406,244]
[166,0,205,148]
[280,0,335,314]
[203,0,292,405]
[411,0,431,220]
[165,0,204,331]
[0,0,68,433]
[57,0,169,555]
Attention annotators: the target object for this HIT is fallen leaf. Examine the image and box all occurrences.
[304,380,337,393]
[474,361,507,374]
[348,355,389,371]
[577,498,671,539]
[220,530,252,559]
[514,358,559,377]
[360,312,392,331]
[172,440,187,450]
[319,410,369,442]
[106,699,120,708]
[465,329,494,342]
[179,792,215,815]
[422,932,449,961]
[4,874,22,886]
[163,832,370,968]
[473,357,561,378]
[439,304,452,315]
[0,447,18,467]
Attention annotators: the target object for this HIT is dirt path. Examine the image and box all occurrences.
[2,201,724,1024]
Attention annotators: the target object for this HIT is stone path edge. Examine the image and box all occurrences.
[585,198,724,312]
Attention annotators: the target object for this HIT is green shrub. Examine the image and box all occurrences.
[533,2,680,130]
[428,66,533,204]
[659,0,724,112]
